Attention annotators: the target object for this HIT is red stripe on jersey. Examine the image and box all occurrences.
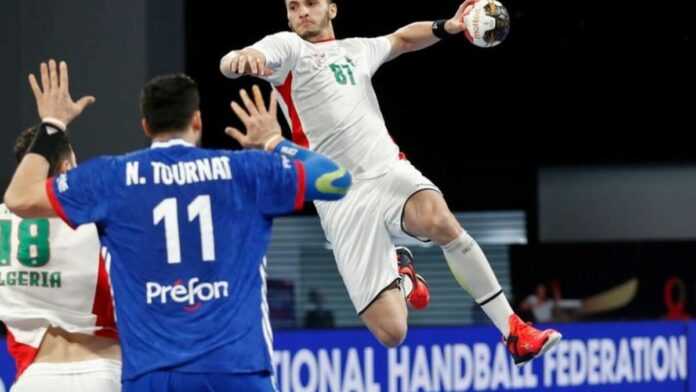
[294,160,306,211]
[387,133,407,160]
[92,253,118,340]
[45,178,76,229]
[276,73,310,148]
[6,330,39,379]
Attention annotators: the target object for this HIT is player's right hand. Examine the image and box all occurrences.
[447,0,477,34]
[226,85,283,150]
[222,48,273,78]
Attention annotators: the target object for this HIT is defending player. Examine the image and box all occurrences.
[4,60,351,391]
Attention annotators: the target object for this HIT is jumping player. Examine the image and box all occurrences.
[220,0,561,364]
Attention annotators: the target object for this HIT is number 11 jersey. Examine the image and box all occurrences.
[46,139,304,381]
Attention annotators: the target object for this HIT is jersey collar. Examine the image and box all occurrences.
[150,139,195,149]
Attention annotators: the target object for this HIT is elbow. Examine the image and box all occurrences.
[4,188,18,212]
[4,188,45,218]
[4,190,31,217]
[398,40,417,54]
[391,33,416,55]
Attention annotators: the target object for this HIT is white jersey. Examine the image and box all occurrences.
[0,204,116,378]
[252,32,401,179]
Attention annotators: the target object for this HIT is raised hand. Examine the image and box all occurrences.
[225,85,283,150]
[27,59,95,127]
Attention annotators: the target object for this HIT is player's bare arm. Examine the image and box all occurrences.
[220,48,273,79]
[4,60,95,218]
[386,0,474,60]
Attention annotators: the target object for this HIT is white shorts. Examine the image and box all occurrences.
[315,160,440,314]
[11,359,121,392]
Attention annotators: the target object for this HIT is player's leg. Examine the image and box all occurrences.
[402,188,562,365]
[359,279,408,348]
[402,189,515,330]
[395,246,430,310]
[315,184,409,348]
[333,222,409,348]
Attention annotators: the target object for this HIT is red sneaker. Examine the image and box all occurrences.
[396,247,430,310]
[505,314,562,366]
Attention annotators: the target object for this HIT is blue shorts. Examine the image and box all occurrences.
[123,371,275,392]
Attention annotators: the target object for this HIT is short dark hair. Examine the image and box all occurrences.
[140,74,200,135]
[14,125,73,177]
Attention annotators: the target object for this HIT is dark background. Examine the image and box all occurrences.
[511,242,696,321]
[186,0,585,215]
[4,0,695,243]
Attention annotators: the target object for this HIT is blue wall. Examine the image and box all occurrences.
[273,321,689,392]
[1,321,694,391]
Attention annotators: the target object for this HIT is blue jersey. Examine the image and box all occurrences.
[46,139,303,380]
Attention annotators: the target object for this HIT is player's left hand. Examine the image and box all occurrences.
[226,85,283,150]
[446,0,477,34]
[28,59,96,127]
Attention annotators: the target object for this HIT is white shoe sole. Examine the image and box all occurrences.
[515,331,563,367]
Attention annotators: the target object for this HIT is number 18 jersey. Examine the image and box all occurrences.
[0,204,114,378]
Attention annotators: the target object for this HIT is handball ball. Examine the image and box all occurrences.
[463,0,511,48]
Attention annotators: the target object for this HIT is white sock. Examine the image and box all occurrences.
[442,231,514,337]
[480,292,514,338]
[400,274,414,298]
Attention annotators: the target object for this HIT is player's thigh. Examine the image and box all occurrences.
[383,160,442,242]
[359,282,408,343]
[316,183,400,314]
[402,189,461,243]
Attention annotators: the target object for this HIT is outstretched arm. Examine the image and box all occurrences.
[270,139,350,201]
[386,0,474,61]
[5,60,95,218]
